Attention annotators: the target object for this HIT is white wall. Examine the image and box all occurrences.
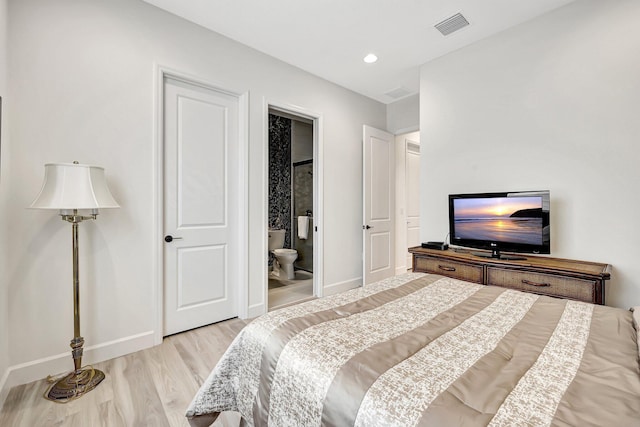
[419,0,640,308]
[387,94,419,134]
[4,0,385,390]
[0,0,10,404]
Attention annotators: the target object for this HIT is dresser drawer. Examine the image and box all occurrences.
[414,256,483,283]
[486,267,597,303]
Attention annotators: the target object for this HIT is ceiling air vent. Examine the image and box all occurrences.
[435,13,469,36]
[384,87,412,100]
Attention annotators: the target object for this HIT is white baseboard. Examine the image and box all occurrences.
[323,277,362,296]
[0,330,155,404]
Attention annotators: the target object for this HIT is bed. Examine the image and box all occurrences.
[186,272,640,426]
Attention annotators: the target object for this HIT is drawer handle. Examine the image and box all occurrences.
[438,265,456,272]
[522,279,550,287]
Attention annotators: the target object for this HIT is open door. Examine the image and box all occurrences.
[363,125,395,285]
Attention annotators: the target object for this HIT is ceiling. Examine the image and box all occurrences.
[142,0,576,104]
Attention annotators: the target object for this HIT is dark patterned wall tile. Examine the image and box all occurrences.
[268,114,292,255]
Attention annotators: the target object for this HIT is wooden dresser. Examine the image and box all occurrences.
[409,247,611,305]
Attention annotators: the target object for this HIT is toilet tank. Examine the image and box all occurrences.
[268,229,285,250]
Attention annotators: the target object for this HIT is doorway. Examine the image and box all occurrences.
[267,106,320,310]
[395,131,421,273]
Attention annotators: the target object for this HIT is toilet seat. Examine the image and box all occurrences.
[273,248,297,255]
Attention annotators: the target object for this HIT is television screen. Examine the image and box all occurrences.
[449,191,550,258]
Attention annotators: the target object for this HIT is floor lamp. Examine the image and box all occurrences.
[30,162,119,402]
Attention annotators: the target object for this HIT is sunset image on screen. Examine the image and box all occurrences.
[454,197,540,219]
[453,196,543,245]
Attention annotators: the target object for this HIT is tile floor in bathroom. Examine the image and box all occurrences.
[268,269,314,310]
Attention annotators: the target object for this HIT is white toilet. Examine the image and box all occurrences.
[268,229,298,280]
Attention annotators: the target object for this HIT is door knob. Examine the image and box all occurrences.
[164,235,183,243]
[364,225,373,230]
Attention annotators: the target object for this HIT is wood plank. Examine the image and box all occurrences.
[143,341,200,427]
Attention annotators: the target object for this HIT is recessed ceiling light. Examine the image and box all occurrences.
[363,53,378,64]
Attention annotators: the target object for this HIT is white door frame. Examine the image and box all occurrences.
[153,65,249,344]
[394,134,408,275]
[395,131,420,275]
[263,99,324,304]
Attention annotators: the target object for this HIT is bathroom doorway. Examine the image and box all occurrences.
[267,106,320,310]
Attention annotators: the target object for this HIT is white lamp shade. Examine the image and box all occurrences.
[30,163,120,210]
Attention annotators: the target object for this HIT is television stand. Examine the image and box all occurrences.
[471,250,527,261]
[409,246,611,305]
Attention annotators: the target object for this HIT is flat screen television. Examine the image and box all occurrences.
[448,190,550,260]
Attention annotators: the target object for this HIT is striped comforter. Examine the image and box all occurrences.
[186,273,640,426]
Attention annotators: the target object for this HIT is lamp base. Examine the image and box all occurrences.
[45,367,105,402]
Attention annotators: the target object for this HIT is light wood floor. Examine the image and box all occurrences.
[268,280,314,310]
[268,269,315,310]
[0,318,249,427]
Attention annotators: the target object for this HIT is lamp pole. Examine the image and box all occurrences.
[46,211,105,402]
[71,219,82,372]
[64,211,95,373]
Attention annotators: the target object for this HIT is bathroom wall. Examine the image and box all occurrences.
[291,119,313,272]
[268,114,292,251]
[291,120,313,163]
[293,161,313,272]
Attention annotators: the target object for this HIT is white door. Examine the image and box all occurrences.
[163,77,240,336]
[363,125,395,285]
[405,140,421,268]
